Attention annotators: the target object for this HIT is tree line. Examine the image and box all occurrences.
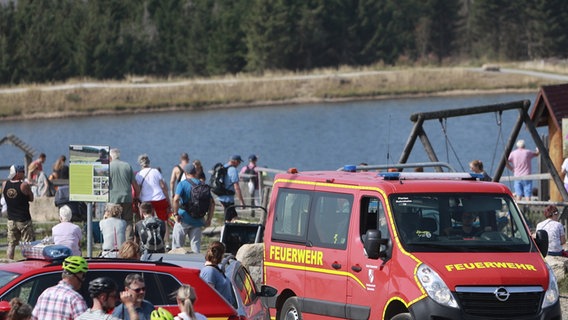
[0,0,567,84]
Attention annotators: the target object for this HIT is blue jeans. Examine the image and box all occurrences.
[514,180,532,198]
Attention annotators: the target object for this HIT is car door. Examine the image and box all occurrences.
[231,263,270,320]
[347,194,391,319]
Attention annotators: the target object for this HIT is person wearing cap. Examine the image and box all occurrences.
[2,165,34,260]
[506,139,539,201]
[171,163,214,253]
[77,277,137,320]
[109,148,140,241]
[136,154,172,248]
[240,154,260,206]
[218,155,245,222]
[52,205,82,256]
[169,152,190,200]
[32,256,89,320]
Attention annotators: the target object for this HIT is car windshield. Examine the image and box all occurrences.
[0,270,19,288]
[390,193,532,253]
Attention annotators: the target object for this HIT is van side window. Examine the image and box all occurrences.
[272,188,311,242]
[360,197,389,240]
[307,193,352,249]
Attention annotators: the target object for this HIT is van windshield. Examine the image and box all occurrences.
[389,193,533,252]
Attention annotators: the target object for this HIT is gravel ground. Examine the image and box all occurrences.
[561,295,568,315]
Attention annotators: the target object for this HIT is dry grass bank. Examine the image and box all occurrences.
[0,64,565,121]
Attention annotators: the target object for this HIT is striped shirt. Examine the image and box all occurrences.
[76,308,121,320]
[32,280,87,320]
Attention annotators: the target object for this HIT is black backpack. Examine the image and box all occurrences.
[182,180,212,218]
[209,163,235,196]
[140,218,164,252]
[243,165,258,185]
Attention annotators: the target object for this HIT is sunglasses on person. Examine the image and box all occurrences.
[129,286,146,293]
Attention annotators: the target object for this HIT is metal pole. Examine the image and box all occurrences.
[87,202,92,257]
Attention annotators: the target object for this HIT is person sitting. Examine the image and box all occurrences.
[446,212,481,238]
[99,203,126,258]
[535,205,566,256]
[118,240,141,260]
[52,205,82,256]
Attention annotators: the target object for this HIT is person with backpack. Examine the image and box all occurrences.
[240,154,259,206]
[135,202,166,254]
[215,155,245,223]
[171,163,214,253]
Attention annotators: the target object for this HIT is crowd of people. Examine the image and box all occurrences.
[0,150,261,319]
[1,150,262,258]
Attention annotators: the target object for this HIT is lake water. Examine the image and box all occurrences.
[0,91,540,184]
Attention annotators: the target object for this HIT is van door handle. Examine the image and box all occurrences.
[331,262,342,269]
[351,265,362,272]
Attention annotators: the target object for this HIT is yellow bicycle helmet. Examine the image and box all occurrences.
[62,256,88,274]
[150,307,174,320]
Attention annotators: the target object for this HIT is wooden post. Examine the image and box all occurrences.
[549,117,563,201]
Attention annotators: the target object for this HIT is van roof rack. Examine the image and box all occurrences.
[378,172,483,181]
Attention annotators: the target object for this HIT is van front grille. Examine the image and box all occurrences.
[455,287,542,318]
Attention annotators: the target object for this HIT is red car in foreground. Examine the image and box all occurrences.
[0,257,238,319]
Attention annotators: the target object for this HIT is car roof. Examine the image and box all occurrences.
[142,252,206,269]
[0,258,237,317]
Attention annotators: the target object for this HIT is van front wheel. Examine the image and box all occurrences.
[391,313,413,320]
[280,297,302,320]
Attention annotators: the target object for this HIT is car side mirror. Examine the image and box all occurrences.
[258,284,278,297]
[535,229,549,257]
[364,229,387,259]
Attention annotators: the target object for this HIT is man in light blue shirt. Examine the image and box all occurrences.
[171,163,214,253]
[217,155,245,222]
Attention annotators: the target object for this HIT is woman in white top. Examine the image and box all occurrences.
[99,203,126,258]
[173,284,206,320]
[52,205,82,256]
[535,204,566,256]
[136,154,171,247]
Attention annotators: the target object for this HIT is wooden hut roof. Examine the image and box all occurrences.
[530,83,568,130]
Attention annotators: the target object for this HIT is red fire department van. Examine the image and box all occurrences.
[263,169,561,320]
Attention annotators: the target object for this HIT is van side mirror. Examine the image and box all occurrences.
[535,230,549,257]
[258,284,278,297]
[364,229,387,259]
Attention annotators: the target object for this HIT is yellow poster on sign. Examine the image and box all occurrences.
[69,145,110,202]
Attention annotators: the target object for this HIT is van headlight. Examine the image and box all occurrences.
[417,264,458,308]
[542,263,559,308]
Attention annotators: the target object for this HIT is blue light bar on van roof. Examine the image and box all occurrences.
[379,172,484,181]
[343,165,357,172]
